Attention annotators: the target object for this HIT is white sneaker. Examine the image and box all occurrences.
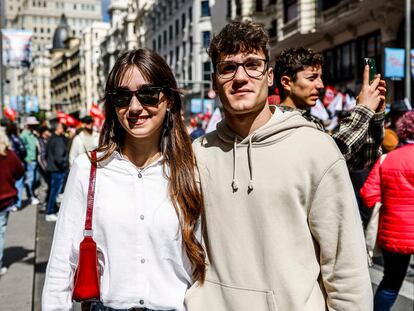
[56,193,64,204]
[31,197,40,205]
[45,214,58,222]
[0,267,7,276]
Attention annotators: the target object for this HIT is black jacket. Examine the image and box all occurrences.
[46,134,68,172]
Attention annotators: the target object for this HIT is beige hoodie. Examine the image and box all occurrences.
[187,110,372,311]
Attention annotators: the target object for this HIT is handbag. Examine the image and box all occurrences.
[364,154,387,267]
[72,151,101,302]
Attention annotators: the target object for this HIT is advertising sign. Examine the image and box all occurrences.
[384,48,404,79]
[1,29,33,67]
[190,98,214,114]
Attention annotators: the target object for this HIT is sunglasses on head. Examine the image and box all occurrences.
[106,85,171,107]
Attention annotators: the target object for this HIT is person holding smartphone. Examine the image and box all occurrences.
[42,49,206,311]
[274,47,386,171]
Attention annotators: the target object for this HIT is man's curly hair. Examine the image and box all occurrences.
[208,21,270,68]
[274,47,323,100]
[396,110,414,142]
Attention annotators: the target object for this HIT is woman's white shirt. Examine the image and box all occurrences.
[42,152,193,311]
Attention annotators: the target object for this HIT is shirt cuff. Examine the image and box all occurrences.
[353,105,375,118]
[372,111,385,124]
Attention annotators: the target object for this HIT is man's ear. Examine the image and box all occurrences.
[280,75,291,93]
[267,67,274,87]
[212,72,218,91]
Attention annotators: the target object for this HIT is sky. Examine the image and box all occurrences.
[102,0,110,22]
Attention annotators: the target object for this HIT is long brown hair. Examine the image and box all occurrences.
[97,49,205,283]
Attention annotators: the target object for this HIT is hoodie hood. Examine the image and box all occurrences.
[215,108,317,192]
[216,108,317,146]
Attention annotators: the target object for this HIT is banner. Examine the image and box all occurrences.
[1,29,33,67]
[384,48,404,79]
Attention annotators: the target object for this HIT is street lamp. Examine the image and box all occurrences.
[405,0,411,102]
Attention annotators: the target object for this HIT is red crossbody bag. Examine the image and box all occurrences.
[72,151,101,302]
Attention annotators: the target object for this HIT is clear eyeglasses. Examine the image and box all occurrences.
[216,58,268,80]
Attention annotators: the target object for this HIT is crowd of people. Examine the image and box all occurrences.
[0,114,100,277]
[0,20,413,311]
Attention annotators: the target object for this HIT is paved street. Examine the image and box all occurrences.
[0,197,413,310]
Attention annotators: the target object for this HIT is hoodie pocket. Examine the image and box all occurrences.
[185,279,278,311]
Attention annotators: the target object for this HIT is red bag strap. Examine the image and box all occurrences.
[84,151,97,236]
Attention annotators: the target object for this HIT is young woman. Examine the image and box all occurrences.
[0,127,25,276]
[42,49,205,311]
[361,110,414,311]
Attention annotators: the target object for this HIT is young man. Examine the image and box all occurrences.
[186,21,373,310]
[274,47,386,170]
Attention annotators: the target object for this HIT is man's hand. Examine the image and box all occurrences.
[356,65,387,112]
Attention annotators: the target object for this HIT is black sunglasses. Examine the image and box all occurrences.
[106,85,172,107]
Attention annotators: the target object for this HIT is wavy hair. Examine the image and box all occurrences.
[0,127,11,156]
[97,49,205,283]
[274,47,323,101]
[396,110,414,142]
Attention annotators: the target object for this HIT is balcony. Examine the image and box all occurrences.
[318,0,361,25]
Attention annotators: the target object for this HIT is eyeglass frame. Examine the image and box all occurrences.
[214,58,270,80]
[106,85,177,108]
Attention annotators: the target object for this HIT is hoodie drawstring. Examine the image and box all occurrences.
[247,136,254,192]
[231,137,239,192]
[231,136,254,192]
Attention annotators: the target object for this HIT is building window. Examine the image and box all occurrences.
[182,13,186,29]
[235,0,242,15]
[175,19,179,36]
[182,41,186,55]
[202,31,210,49]
[176,46,180,61]
[189,36,193,53]
[284,0,298,22]
[158,35,162,50]
[201,1,210,17]
[227,0,231,17]
[319,0,342,12]
[169,25,173,40]
[169,51,173,65]
[203,61,211,86]
[152,39,156,51]
[256,0,263,12]
[189,6,192,22]
[163,30,167,45]
[189,64,192,81]
[269,19,277,38]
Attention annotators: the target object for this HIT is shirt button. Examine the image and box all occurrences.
[138,172,142,178]
[139,299,144,305]
[141,258,145,264]
[140,214,144,220]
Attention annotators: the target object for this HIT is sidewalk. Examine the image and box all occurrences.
[0,205,37,311]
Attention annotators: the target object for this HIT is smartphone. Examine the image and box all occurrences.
[363,58,376,84]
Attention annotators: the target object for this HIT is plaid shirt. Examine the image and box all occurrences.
[279,105,384,170]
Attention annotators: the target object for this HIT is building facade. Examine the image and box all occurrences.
[2,0,102,114]
[231,0,411,103]
[80,22,110,115]
[141,0,226,110]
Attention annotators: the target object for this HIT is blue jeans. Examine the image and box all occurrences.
[90,302,174,311]
[374,248,412,311]
[24,161,38,199]
[46,172,66,215]
[15,177,24,209]
[0,211,10,268]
